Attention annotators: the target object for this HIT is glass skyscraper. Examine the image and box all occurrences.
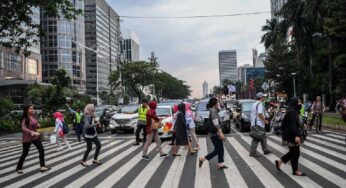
[40,0,86,92]
[219,50,238,85]
[84,0,121,97]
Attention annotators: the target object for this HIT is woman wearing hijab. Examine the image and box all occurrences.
[53,112,72,151]
[168,104,179,146]
[199,97,227,169]
[172,103,197,156]
[142,101,168,160]
[81,104,102,167]
[275,97,306,176]
[16,104,50,174]
[185,103,199,150]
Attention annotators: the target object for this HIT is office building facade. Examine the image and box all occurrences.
[202,81,208,98]
[219,50,237,85]
[40,1,86,92]
[121,31,140,62]
[271,0,287,21]
[84,0,121,97]
[0,7,42,82]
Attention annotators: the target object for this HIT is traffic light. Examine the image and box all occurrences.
[249,79,254,89]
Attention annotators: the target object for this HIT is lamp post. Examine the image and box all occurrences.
[291,72,297,97]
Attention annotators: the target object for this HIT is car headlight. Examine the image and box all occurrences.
[194,116,203,122]
[241,113,248,119]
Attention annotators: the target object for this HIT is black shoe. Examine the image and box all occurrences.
[249,153,262,157]
[218,165,228,169]
[172,153,181,157]
[133,142,140,146]
[168,143,174,146]
[16,169,23,174]
[199,158,204,168]
[160,153,168,158]
[142,155,151,160]
[264,150,273,155]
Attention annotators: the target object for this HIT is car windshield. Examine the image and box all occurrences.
[242,102,254,112]
[159,100,180,108]
[120,106,137,113]
[197,101,208,111]
[156,108,171,117]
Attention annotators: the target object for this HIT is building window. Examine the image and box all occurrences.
[3,53,22,73]
[26,59,38,74]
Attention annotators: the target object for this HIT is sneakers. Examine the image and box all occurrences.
[142,155,151,160]
[249,153,262,157]
[264,150,273,155]
[40,166,51,172]
[160,153,168,158]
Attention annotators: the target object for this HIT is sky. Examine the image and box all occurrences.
[108,0,271,98]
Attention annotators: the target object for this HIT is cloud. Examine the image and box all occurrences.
[108,0,271,98]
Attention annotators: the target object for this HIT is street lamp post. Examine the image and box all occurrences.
[291,72,297,97]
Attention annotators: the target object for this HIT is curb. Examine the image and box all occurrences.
[324,124,346,132]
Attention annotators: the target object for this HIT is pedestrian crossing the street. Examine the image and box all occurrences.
[0,131,345,188]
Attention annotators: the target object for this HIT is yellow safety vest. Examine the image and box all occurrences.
[138,105,149,122]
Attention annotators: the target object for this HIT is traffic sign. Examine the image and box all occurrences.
[262,82,269,91]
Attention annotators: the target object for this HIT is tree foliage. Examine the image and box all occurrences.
[0,0,82,56]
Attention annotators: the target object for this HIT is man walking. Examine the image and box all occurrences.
[249,92,272,157]
[133,99,149,145]
[67,104,84,142]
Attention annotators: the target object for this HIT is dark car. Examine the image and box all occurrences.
[94,105,118,133]
[234,99,256,132]
[194,99,231,134]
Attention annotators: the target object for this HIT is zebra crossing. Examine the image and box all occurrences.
[0,129,345,188]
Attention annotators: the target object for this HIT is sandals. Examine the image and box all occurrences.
[199,158,204,168]
[81,161,89,167]
[172,153,181,157]
[93,160,103,165]
[189,151,197,155]
[293,172,306,176]
[275,160,282,172]
[40,167,51,172]
[16,169,23,174]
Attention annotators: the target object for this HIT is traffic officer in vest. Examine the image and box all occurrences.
[67,104,84,142]
[134,99,149,145]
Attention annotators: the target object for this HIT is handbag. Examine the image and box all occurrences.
[50,134,57,144]
[207,111,218,134]
[151,118,162,130]
[249,102,265,140]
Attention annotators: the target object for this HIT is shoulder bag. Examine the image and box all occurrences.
[249,102,265,140]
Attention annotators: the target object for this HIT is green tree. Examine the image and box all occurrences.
[0,0,82,56]
[260,18,280,49]
[0,97,14,118]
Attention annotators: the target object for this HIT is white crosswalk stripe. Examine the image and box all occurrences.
[95,142,158,187]
[36,140,131,188]
[312,134,346,145]
[0,131,345,188]
[228,137,284,188]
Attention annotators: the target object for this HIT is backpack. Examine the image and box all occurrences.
[61,122,69,134]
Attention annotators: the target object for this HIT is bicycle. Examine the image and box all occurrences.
[312,112,322,133]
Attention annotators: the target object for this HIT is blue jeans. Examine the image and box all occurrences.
[205,135,224,163]
[75,123,84,142]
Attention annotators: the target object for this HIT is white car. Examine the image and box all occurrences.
[157,106,175,139]
[109,105,138,134]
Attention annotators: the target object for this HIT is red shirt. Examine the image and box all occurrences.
[146,109,159,134]
[21,116,40,143]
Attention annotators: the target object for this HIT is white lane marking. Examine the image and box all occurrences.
[325,134,345,140]
[95,143,157,187]
[161,149,188,188]
[267,139,346,187]
[228,137,284,188]
[194,138,212,188]
[128,143,170,188]
[241,136,322,188]
[1,140,112,188]
[37,140,134,188]
[305,136,346,152]
[311,134,346,145]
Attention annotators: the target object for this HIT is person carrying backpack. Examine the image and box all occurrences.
[199,97,228,169]
[53,112,72,151]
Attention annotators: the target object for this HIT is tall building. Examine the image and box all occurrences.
[271,0,287,21]
[84,0,121,97]
[121,30,140,62]
[40,1,86,92]
[219,50,237,85]
[237,64,251,85]
[252,48,258,67]
[202,81,208,98]
[0,7,42,82]
[257,52,267,67]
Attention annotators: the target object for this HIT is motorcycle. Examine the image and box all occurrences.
[271,107,287,135]
[300,112,308,141]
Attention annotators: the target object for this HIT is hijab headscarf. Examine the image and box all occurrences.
[178,102,186,114]
[289,97,300,112]
[53,112,64,122]
[84,104,95,116]
[148,101,157,109]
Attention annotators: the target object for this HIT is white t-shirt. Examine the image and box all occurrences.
[251,101,265,128]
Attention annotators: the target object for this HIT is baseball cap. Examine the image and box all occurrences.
[256,92,268,99]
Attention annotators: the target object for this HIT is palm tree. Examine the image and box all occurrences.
[260,18,279,49]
